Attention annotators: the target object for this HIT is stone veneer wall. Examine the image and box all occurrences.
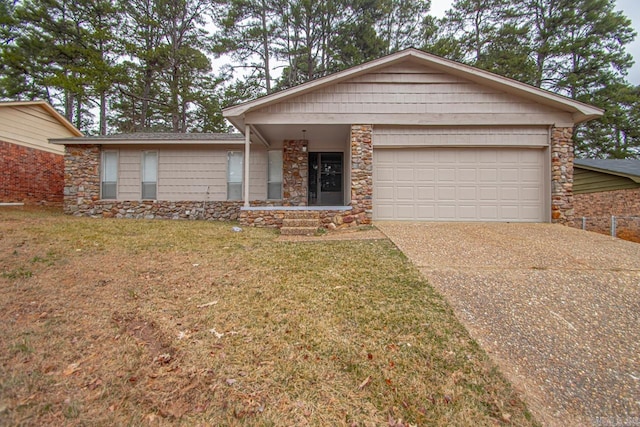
[64,144,251,221]
[1,140,64,206]
[64,145,101,213]
[550,127,575,226]
[573,188,640,242]
[239,208,361,229]
[282,139,308,206]
[349,125,373,225]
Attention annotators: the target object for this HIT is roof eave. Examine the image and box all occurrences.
[50,138,245,145]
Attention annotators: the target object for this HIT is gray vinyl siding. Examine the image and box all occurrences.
[158,148,227,201]
[250,63,570,126]
[106,145,268,202]
[117,150,141,199]
[249,148,267,201]
[373,126,549,147]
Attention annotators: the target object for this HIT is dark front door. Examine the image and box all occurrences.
[308,152,343,206]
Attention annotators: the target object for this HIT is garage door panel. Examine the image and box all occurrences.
[500,169,519,182]
[521,187,541,201]
[417,186,435,200]
[437,151,457,162]
[458,186,477,200]
[396,150,416,163]
[396,186,414,201]
[438,186,456,200]
[395,204,415,219]
[458,151,478,162]
[458,205,478,219]
[416,168,435,182]
[376,204,395,218]
[500,187,519,200]
[479,187,498,201]
[458,168,477,182]
[417,204,435,218]
[438,168,456,181]
[438,205,456,218]
[374,147,546,222]
[521,168,540,182]
[396,169,414,182]
[376,185,395,199]
[522,206,542,220]
[416,150,437,162]
[479,168,498,182]
[479,205,498,219]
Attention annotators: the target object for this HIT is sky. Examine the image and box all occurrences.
[429,0,640,85]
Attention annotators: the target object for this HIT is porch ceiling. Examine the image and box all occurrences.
[253,124,350,145]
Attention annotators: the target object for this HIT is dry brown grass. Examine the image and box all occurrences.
[0,207,537,426]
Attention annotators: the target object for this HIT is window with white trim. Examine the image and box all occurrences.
[227,151,243,200]
[142,151,158,199]
[101,150,118,199]
[267,150,283,199]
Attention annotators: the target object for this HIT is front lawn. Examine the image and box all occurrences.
[0,208,536,426]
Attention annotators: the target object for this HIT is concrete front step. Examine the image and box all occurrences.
[282,218,319,228]
[284,211,320,220]
[280,226,318,236]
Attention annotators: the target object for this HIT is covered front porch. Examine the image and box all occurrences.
[237,124,373,230]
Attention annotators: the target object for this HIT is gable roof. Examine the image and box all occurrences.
[223,48,604,131]
[574,159,640,183]
[0,100,82,137]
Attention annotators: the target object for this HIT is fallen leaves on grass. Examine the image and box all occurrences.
[0,208,538,426]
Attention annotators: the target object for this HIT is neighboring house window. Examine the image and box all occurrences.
[101,151,118,199]
[227,151,243,200]
[268,150,283,199]
[142,151,158,200]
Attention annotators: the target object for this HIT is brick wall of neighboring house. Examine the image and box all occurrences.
[573,188,640,242]
[550,127,575,226]
[0,140,64,206]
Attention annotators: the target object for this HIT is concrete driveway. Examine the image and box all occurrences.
[377,222,640,427]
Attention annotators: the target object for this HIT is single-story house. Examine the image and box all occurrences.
[573,159,640,239]
[54,48,603,232]
[0,100,82,206]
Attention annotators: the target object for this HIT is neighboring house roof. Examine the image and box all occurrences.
[51,132,244,145]
[574,159,640,181]
[574,159,640,194]
[223,47,604,132]
[0,100,82,154]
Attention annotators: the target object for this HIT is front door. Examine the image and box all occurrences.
[308,152,343,206]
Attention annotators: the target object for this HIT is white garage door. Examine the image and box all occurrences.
[373,148,547,222]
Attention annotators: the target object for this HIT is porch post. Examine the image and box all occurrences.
[244,124,251,207]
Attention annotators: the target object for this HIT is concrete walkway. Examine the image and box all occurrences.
[377,222,640,427]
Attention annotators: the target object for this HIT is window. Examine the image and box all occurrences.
[101,151,118,199]
[267,150,283,199]
[142,151,158,199]
[227,151,243,200]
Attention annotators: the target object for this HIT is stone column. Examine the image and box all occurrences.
[63,145,100,215]
[350,125,373,225]
[282,139,308,206]
[550,127,574,226]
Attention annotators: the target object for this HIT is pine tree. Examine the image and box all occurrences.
[212,0,280,94]
[377,0,431,54]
